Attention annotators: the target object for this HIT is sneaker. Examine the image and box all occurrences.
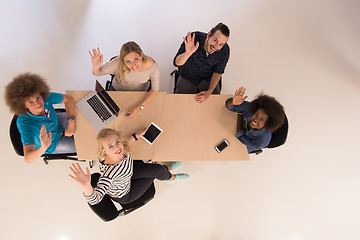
[168,173,189,183]
[165,161,182,171]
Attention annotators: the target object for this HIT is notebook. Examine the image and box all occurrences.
[75,80,120,132]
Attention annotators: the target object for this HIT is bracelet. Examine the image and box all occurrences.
[132,133,138,141]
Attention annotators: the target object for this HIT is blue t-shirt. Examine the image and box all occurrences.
[17,92,64,154]
[225,98,272,153]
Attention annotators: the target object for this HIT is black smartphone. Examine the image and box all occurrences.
[215,139,229,153]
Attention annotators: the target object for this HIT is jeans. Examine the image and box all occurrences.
[52,112,76,154]
[174,75,220,94]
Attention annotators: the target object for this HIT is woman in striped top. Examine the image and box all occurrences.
[69,128,189,205]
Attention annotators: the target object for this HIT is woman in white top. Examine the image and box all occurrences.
[89,41,160,117]
[69,128,189,205]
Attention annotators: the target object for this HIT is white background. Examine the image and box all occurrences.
[1,0,360,239]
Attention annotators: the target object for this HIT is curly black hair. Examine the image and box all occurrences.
[5,72,50,115]
[248,94,285,132]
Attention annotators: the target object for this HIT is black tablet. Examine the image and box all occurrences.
[141,122,163,145]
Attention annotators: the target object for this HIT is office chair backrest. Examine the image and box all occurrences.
[88,173,120,222]
[9,115,24,156]
[247,114,289,155]
[88,171,156,221]
[9,108,72,159]
[170,70,180,93]
[267,114,289,149]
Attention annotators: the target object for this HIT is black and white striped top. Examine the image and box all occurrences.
[85,153,133,205]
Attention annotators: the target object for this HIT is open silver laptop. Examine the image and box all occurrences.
[75,80,120,132]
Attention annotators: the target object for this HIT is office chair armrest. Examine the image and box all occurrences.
[105,80,111,91]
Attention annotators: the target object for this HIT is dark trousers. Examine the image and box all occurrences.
[112,161,171,204]
[175,75,221,94]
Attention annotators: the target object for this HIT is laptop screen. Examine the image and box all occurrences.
[95,80,120,116]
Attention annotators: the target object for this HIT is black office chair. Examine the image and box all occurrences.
[104,56,118,91]
[250,114,289,155]
[105,56,151,92]
[88,171,156,221]
[9,109,84,165]
[170,69,222,94]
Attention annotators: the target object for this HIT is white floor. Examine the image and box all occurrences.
[1,0,360,239]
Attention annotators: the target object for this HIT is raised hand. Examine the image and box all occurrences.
[89,47,103,69]
[232,87,248,105]
[183,32,199,56]
[68,163,91,187]
[39,125,52,149]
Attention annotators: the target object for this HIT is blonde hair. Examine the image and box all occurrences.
[118,41,147,82]
[96,128,130,159]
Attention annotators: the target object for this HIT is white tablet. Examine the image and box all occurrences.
[141,122,163,145]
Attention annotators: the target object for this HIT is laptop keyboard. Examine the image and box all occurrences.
[87,95,112,122]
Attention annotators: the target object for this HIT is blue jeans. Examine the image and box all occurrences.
[52,112,76,154]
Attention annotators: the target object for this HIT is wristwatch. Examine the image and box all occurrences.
[67,115,76,120]
[139,105,145,110]
[132,133,138,141]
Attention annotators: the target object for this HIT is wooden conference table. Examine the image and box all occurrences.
[67,91,249,161]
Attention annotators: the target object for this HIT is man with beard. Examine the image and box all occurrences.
[173,23,230,103]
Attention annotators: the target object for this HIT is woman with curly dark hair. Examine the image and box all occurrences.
[5,72,77,163]
[225,87,285,153]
